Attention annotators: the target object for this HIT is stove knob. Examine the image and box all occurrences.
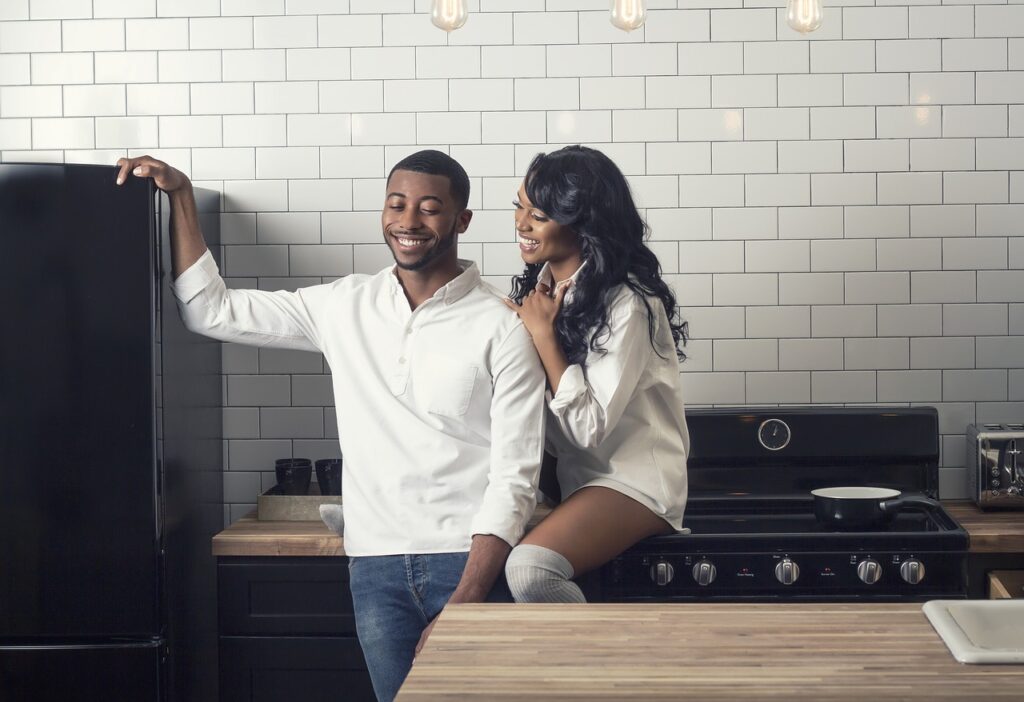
[775,558,800,585]
[900,559,926,585]
[692,560,717,587]
[650,560,675,586]
[856,558,882,585]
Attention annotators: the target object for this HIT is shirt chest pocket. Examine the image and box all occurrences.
[414,354,479,418]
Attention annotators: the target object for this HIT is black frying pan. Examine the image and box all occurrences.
[811,486,941,530]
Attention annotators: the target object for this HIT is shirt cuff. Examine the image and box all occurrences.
[468,513,524,549]
[548,364,586,414]
[171,249,218,304]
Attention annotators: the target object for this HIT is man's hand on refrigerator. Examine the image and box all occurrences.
[115,156,190,194]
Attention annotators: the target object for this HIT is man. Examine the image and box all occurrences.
[116,151,546,702]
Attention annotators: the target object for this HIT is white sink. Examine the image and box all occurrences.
[923,599,1024,664]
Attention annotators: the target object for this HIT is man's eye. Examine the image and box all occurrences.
[389,205,403,211]
[422,210,438,216]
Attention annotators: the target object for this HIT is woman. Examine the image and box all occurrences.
[502,145,690,603]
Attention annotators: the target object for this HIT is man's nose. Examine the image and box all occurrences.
[400,207,421,231]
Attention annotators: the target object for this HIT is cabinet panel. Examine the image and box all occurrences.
[219,558,356,636]
[989,571,1024,599]
[220,636,373,702]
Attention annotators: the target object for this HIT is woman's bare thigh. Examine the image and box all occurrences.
[521,486,673,576]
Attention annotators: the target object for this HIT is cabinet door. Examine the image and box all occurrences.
[219,558,356,636]
[220,636,374,702]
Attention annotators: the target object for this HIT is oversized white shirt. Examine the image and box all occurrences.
[539,263,690,529]
[173,251,546,556]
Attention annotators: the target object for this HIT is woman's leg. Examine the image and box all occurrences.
[505,485,672,603]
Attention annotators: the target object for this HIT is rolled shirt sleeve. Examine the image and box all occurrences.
[548,292,653,450]
[469,322,547,547]
[172,249,323,353]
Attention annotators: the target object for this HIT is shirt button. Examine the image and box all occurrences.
[399,357,406,364]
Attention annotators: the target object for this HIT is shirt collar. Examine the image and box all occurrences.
[537,260,588,296]
[389,259,481,305]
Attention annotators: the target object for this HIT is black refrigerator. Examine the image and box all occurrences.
[0,163,223,702]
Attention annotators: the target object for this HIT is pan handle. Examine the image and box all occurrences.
[879,495,941,514]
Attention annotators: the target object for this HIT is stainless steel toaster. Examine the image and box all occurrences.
[966,422,1024,509]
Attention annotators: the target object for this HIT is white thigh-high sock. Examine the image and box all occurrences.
[505,544,586,604]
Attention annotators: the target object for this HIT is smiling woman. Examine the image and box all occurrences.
[502,145,691,606]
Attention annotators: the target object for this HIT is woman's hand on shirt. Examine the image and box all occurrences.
[503,282,568,342]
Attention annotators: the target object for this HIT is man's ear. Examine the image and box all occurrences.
[456,209,473,234]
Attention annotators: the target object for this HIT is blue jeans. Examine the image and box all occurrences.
[348,552,512,702]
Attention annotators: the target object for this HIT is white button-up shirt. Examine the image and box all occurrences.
[538,263,689,530]
[173,251,546,556]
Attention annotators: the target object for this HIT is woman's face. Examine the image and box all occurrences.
[514,183,580,266]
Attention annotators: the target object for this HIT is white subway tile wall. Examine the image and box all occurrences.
[3,2,1022,519]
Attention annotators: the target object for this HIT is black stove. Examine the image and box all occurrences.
[600,407,968,602]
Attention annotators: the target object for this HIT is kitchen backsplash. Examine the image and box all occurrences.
[1,0,1021,522]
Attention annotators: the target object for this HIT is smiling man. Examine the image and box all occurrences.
[115,150,546,702]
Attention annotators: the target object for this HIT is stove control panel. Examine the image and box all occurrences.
[605,551,965,601]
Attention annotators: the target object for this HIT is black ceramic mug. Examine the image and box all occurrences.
[315,459,342,496]
[275,458,312,495]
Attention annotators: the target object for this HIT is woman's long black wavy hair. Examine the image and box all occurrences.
[510,146,687,366]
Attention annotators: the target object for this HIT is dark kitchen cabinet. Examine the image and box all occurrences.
[218,557,375,702]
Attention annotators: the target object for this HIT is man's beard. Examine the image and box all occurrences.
[388,222,458,272]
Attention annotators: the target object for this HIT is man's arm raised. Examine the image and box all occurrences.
[116,155,207,278]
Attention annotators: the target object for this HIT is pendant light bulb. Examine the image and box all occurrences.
[610,0,646,32]
[431,0,468,32]
[786,0,823,34]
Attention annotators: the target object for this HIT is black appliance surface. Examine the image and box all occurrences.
[0,163,223,701]
[601,407,969,603]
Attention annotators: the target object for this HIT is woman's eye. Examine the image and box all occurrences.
[513,200,522,209]
[532,213,548,222]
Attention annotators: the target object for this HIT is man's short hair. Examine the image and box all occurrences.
[387,150,470,210]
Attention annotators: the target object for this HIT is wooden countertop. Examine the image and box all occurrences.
[212,513,343,556]
[945,500,1024,553]
[213,501,1022,557]
[398,603,1024,700]
[212,505,555,557]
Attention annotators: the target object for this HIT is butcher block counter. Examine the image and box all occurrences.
[945,501,1024,553]
[397,603,1024,701]
[212,501,1020,557]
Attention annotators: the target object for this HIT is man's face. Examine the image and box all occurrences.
[381,170,470,272]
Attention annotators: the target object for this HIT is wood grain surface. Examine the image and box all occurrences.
[212,514,344,556]
[398,603,1024,700]
[945,501,1024,553]
[212,505,555,557]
